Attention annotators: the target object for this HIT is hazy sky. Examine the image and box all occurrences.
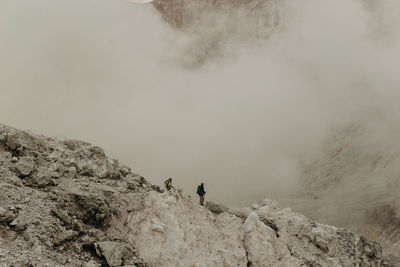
[1,0,400,206]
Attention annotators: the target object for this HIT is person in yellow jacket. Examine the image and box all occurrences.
[164,178,173,192]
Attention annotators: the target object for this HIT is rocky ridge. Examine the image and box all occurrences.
[0,124,387,266]
[287,121,400,265]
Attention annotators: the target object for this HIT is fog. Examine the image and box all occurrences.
[1,0,400,206]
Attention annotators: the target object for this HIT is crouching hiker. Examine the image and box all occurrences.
[164,178,174,192]
[197,183,206,206]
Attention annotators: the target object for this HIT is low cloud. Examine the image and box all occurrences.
[1,0,400,206]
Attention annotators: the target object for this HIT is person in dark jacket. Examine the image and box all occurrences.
[197,183,206,206]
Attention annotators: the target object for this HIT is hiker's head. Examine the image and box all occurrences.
[201,183,204,186]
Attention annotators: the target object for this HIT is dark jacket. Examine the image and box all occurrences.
[197,184,205,196]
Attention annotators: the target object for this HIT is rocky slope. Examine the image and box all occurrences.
[151,0,400,265]
[284,119,400,265]
[0,124,387,266]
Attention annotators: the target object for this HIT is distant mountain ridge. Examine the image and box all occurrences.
[286,120,400,265]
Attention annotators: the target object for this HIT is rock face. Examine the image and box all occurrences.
[0,125,151,266]
[0,124,387,266]
[152,0,285,67]
[284,121,400,265]
[153,0,281,29]
[131,192,386,266]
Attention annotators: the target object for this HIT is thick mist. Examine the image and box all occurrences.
[1,0,400,206]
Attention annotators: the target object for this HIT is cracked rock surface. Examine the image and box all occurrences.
[0,124,387,266]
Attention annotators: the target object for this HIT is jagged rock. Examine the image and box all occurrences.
[52,209,73,227]
[94,163,109,179]
[71,193,112,228]
[4,130,28,150]
[27,168,57,188]
[64,139,91,151]
[243,212,296,266]
[251,203,261,210]
[46,150,63,162]
[259,215,279,237]
[230,207,252,220]
[206,200,228,214]
[0,124,388,266]
[0,207,16,224]
[127,181,138,190]
[130,191,386,266]
[94,241,129,267]
[55,229,78,246]
[10,215,27,233]
[9,218,18,226]
[16,157,35,176]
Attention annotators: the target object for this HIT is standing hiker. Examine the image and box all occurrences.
[197,183,206,206]
[164,178,173,192]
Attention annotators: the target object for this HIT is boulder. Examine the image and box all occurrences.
[206,201,228,214]
[29,168,57,187]
[230,207,252,220]
[16,157,35,176]
[55,229,78,246]
[0,206,16,224]
[72,194,112,228]
[94,241,126,267]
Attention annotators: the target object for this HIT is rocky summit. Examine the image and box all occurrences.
[0,124,387,266]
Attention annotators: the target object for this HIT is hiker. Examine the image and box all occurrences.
[164,178,173,192]
[197,183,206,206]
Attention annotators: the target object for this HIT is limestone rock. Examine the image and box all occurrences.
[206,200,228,214]
[71,193,112,228]
[16,157,35,176]
[94,241,128,267]
[9,218,18,226]
[28,168,57,188]
[0,124,388,266]
[0,207,16,224]
[55,229,78,246]
[230,207,252,220]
